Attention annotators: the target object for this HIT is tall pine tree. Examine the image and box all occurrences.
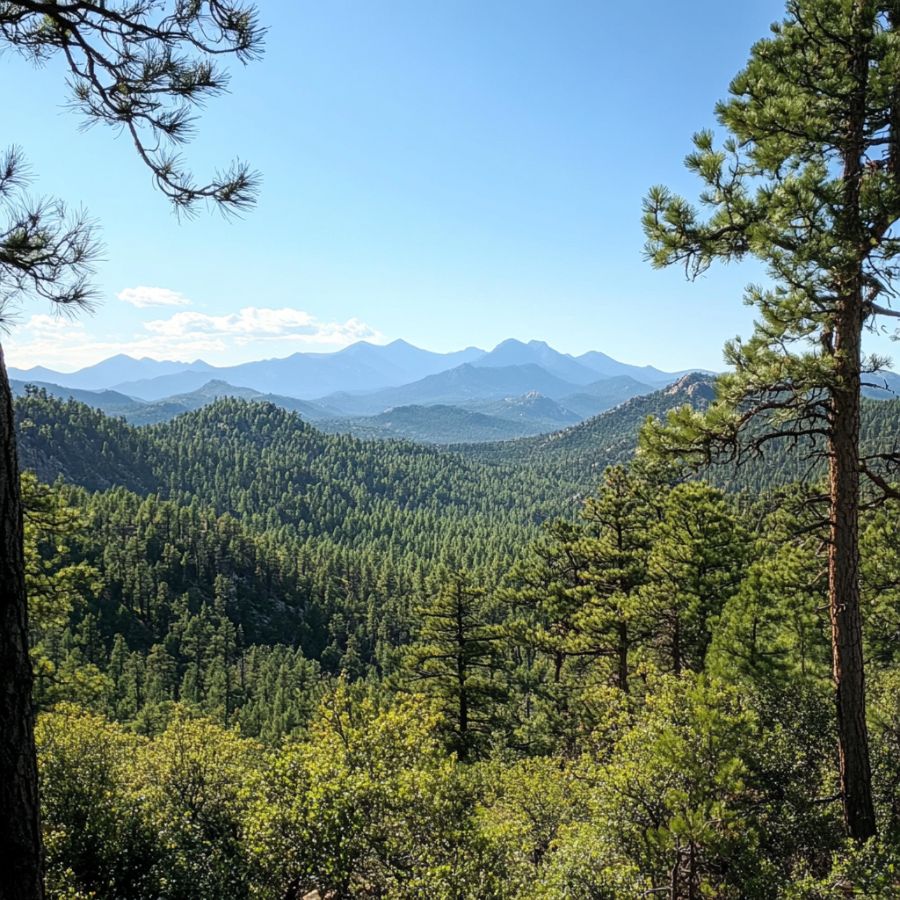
[642,0,900,840]
[404,569,506,760]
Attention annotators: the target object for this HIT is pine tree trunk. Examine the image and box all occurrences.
[0,345,44,899]
[671,612,681,676]
[826,4,877,841]
[455,583,468,761]
[616,620,629,693]
[829,308,876,842]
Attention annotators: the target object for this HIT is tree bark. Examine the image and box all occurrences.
[825,3,877,842]
[0,345,44,899]
[828,310,876,842]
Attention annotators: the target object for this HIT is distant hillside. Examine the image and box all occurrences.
[556,375,656,418]
[10,380,146,418]
[456,374,717,485]
[12,372,649,442]
[318,363,590,417]
[318,405,539,443]
[464,392,580,431]
[11,378,334,427]
[121,380,332,426]
[14,392,569,556]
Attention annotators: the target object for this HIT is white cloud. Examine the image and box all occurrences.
[144,306,381,347]
[117,286,191,309]
[4,307,385,370]
[5,316,105,372]
[23,314,71,337]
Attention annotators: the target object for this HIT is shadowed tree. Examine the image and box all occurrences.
[638,482,748,677]
[641,0,900,841]
[574,464,659,693]
[0,152,98,900]
[404,569,506,761]
[0,3,263,896]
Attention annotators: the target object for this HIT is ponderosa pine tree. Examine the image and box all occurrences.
[502,465,663,753]
[710,491,831,687]
[0,4,262,896]
[501,522,583,755]
[639,483,748,677]
[575,464,657,693]
[641,0,900,841]
[404,569,506,760]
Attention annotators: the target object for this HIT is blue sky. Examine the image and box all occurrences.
[8,0,890,373]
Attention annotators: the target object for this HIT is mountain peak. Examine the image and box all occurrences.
[664,372,716,400]
[336,340,379,354]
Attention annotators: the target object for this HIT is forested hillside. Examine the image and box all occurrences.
[17,389,160,493]
[17,390,563,539]
[317,403,544,443]
[457,373,717,480]
[460,373,900,497]
[14,382,900,898]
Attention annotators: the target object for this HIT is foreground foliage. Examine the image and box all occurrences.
[23,431,900,897]
[35,669,900,898]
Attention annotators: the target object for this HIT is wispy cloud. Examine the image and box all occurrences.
[143,307,379,346]
[117,286,191,309]
[5,307,386,371]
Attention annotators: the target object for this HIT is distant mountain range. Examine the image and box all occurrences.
[11,337,900,444]
[9,339,696,400]
[21,371,900,506]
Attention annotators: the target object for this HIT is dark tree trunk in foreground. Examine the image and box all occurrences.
[828,24,876,838]
[0,346,43,899]
[0,6,263,895]
[829,305,876,842]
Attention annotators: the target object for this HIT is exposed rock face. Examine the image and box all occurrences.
[663,372,717,402]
